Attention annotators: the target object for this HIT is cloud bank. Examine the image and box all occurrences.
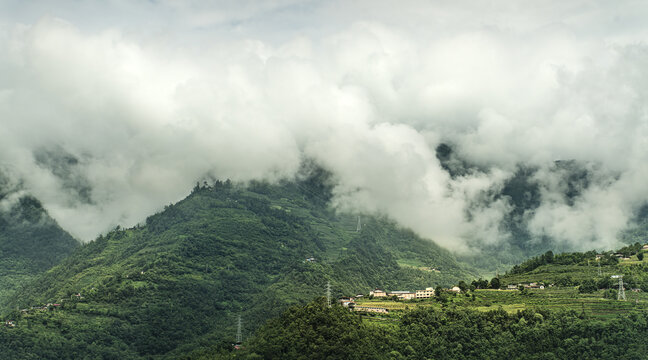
[1,1,648,255]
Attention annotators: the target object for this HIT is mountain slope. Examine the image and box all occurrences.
[0,177,474,358]
[0,188,79,304]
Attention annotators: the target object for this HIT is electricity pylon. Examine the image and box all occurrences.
[611,275,626,301]
[326,281,332,308]
[235,315,242,344]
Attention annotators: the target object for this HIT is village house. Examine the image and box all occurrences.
[354,306,389,314]
[596,254,604,260]
[643,244,648,251]
[4,321,15,327]
[370,289,387,297]
[388,291,416,300]
[415,287,435,298]
[339,297,355,307]
[449,286,461,293]
[508,283,545,290]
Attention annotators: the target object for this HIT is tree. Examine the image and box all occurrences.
[435,286,448,303]
[603,289,618,299]
[490,277,501,289]
[638,252,644,261]
[471,278,488,289]
[543,250,554,263]
[458,281,469,293]
[556,275,574,287]
[579,279,597,293]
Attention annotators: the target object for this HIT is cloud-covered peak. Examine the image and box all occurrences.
[1,2,648,256]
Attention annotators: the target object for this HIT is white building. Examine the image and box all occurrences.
[416,287,435,298]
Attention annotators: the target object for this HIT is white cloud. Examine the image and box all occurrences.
[1,2,648,254]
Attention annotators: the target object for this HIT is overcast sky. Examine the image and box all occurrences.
[1,1,648,254]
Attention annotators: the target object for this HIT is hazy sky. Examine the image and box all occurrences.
[2,1,648,253]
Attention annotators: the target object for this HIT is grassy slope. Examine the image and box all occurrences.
[0,179,474,358]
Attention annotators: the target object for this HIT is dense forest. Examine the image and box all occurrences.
[231,297,648,360]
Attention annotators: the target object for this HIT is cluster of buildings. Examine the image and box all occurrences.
[344,286,458,315]
[369,287,445,300]
[353,306,389,314]
[596,245,648,261]
[506,282,546,290]
[19,303,61,314]
[598,254,632,261]
[337,297,390,314]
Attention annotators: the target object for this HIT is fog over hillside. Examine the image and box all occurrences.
[1,1,648,255]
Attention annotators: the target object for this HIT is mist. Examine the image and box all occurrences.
[1,1,648,255]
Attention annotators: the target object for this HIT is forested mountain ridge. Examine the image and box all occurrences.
[0,183,79,305]
[0,175,474,358]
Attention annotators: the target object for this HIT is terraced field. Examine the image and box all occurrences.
[355,287,648,322]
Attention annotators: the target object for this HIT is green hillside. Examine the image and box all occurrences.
[0,189,79,305]
[0,176,474,359]
[226,245,648,360]
[236,297,648,360]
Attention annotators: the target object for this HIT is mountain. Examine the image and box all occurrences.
[0,173,474,359]
[0,181,79,305]
[435,143,646,273]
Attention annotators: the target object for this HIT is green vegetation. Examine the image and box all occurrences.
[0,194,79,304]
[0,174,474,358]
[230,243,648,359]
[500,247,648,292]
[3,166,648,359]
[234,297,648,360]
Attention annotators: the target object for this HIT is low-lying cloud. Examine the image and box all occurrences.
[1,1,648,255]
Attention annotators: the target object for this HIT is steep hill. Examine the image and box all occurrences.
[0,176,474,358]
[0,185,79,304]
[223,245,648,359]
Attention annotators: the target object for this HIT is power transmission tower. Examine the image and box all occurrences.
[598,261,602,277]
[356,216,362,232]
[326,281,332,308]
[235,315,242,344]
[612,275,626,301]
